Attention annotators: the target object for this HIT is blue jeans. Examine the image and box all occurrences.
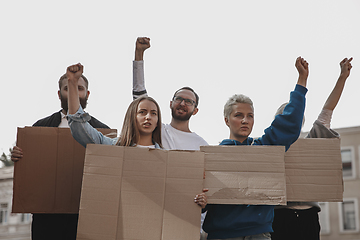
[211,232,271,240]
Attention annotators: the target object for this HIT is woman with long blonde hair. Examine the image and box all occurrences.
[66,63,162,149]
[66,63,207,212]
[116,95,162,147]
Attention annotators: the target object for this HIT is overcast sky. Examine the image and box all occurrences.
[1,0,359,155]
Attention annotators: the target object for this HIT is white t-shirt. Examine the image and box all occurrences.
[161,124,208,150]
[161,123,208,232]
[132,61,208,150]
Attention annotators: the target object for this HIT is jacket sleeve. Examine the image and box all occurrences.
[133,60,148,100]
[88,115,110,129]
[255,84,307,151]
[67,106,118,147]
[306,120,339,139]
[32,111,61,127]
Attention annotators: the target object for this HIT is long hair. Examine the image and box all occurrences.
[116,96,162,147]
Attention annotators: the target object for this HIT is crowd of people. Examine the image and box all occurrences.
[11,37,353,240]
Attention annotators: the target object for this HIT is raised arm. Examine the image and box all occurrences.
[133,37,150,100]
[66,63,83,114]
[66,63,117,147]
[323,57,353,111]
[295,56,309,88]
[258,57,309,150]
[135,37,150,61]
[306,58,352,137]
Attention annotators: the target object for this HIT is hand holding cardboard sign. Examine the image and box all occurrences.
[11,146,23,162]
[195,188,208,208]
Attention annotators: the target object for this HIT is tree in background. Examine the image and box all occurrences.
[0,148,14,167]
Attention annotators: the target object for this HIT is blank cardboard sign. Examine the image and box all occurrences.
[201,145,287,205]
[201,138,343,205]
[12,126,116,213]
[285,138,343,202]
[76,145,205,240]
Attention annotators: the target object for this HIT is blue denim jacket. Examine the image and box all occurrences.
[67,106,160,149]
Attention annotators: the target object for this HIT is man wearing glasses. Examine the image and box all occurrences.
[132,37,208,150]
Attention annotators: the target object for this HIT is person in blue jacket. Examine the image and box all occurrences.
[202,56,309,240]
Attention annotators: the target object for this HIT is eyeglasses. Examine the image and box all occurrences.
[172,96,196,106]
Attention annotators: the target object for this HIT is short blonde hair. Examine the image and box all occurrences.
[223,94,254,119]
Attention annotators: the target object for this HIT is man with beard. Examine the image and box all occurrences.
[31,73,109,129]
[133,37,208,150]
[11,73,109,240]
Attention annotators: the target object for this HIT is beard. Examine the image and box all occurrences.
[171,106,193,121]
[60,94,88,113]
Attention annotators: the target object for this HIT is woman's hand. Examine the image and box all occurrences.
[194,188,208,208]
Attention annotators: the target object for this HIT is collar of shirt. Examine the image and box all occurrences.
[137,144,156,148]
[59,111,69,128]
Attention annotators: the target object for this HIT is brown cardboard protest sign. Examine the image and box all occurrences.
[12,126,116,214]
[201,138,343,205]
[76,145,205,240]
[285,138,343,202]
[201,145,287,205]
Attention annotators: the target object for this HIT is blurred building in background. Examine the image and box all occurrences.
[312,126,360,240]
[0,166,30,240]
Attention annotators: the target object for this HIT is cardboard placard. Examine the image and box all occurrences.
[201,145,287,205]
[76,145,205,240]
[285,138,343,202]
[201,138,343,205]
[12,126,116,214]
